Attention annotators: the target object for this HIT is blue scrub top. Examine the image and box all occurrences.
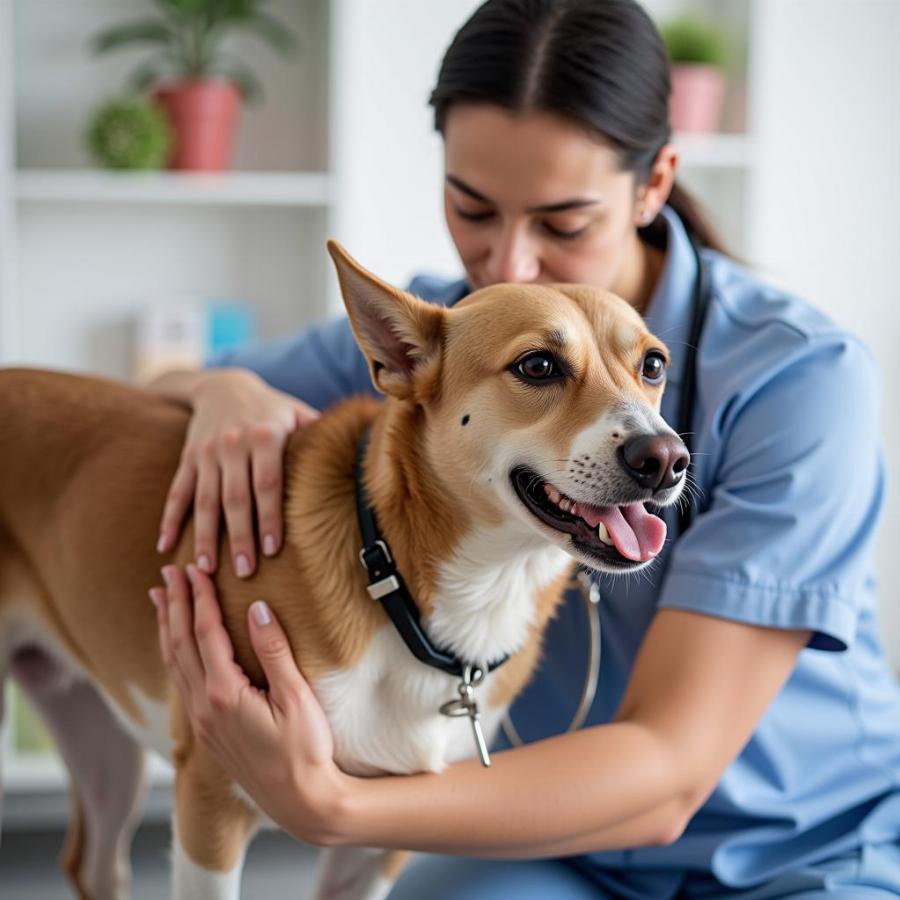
[209,207,900,891]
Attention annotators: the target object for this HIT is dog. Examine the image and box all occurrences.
[0,241,687,900]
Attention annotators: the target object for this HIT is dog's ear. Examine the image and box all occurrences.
[327,240,444,401]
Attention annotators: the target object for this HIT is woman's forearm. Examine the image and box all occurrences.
[504,793,691,859]
[143,367,263,411]
[142,368,206,409]
[328,721,692,857]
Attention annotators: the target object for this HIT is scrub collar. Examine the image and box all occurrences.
[640,205,702,388]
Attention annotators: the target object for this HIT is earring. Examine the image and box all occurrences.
[640,207,655,226]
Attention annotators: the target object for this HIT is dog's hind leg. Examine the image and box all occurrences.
[172,742,259,900]
[313,847,412,900]
[11,649,146,900]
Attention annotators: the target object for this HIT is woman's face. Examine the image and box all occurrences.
[442,104,653,296]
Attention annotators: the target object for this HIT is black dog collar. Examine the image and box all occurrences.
[354,429,508,679]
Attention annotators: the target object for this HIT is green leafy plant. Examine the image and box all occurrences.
[660,15,729,68]
[86,96,174,169]
[88,0,299,103]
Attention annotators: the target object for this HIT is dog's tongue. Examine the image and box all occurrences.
[575,502,667,561]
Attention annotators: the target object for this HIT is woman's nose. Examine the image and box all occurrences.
[485,228,540,284]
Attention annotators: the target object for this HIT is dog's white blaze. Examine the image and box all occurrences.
[568,408,632,469]
[566,401,675,485]
[172,832,244,900]
[621,399,674,438]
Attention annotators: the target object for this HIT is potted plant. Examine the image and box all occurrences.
[660,15,730,134]
[86,96,175,170]
[88,0,298,171]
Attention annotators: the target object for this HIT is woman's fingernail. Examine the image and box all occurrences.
[161,566,174,586]
[186,563,198,584]
[263,534,277,557]
[236,554,252,578]
[251,600,271,626]
[198,554,212,573]
[157,533,168,553]
[149,588,161,607]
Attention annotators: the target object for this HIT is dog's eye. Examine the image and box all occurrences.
[641,351,667,384]
[513,352,562,383]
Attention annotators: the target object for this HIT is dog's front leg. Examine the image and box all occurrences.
[172,737,259,900]
[313,847,411,900]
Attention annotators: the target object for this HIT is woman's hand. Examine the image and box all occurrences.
[150,564,350,845]
[156,369,320,577]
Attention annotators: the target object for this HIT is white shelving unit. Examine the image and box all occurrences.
[1,0,897,830]
[0,0,339,827]
[15,169,332,207]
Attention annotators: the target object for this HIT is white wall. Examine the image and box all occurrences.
[749,0,900,665]
[328,0,482,297]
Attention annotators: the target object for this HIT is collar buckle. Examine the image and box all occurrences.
[359,539,400,600]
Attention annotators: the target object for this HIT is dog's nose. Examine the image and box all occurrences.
[618,434,690,492]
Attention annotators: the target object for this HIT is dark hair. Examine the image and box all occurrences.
[429,0,727,254]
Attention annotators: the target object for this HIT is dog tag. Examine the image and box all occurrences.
[439,666,492,767]
[467,704,491,768]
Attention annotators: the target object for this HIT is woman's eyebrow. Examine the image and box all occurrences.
[446,175,602,213]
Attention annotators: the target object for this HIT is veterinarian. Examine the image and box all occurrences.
[147,0,900,896]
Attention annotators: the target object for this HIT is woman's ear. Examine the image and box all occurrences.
[635,143,678,226]
[327,240,445,401]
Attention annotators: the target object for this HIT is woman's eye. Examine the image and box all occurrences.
[455,207,493,222]
[543,222,589,240]
[641,351,667,384]
[514,352,561,382]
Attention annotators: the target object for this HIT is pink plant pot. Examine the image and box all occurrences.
[152,80,242,171]
[670,64,727,133]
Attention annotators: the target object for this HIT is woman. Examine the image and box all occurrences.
[147,1,900,896]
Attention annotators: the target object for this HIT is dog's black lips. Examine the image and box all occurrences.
[510,466,645,571]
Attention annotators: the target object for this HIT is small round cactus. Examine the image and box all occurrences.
[86,97,174,170]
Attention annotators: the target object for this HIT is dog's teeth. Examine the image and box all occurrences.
[544,484,562,505]
[597,523,614,546]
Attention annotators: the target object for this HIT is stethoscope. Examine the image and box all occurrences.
[502,231,711,746]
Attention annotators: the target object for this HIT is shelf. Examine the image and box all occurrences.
[674,132,756,170]
[12,136,752,211]
[15,169,332,208]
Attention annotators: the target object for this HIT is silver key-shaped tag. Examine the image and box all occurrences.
[439,665,492,767]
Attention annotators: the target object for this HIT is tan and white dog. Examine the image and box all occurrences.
[0,242,687,900]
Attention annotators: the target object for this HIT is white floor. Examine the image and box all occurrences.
[0,822,321,899]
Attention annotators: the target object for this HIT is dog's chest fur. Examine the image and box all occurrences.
[312,526,570,775]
